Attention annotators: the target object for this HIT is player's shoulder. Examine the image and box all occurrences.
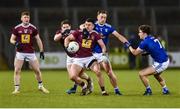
[29,23,37,29]
[91,30,99,34]
[14,23,37,29]
[14,23,22,29]
[104,23,112,28]
[56,29,61,34]
[145,35,155,41]
[72,29,81,35]
[70,30,76,33]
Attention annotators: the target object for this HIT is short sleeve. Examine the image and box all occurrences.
[139,41,146,50]
[12,27,18,36]
[56,29,61,34]
[94,33,102,41]
[33,28,38,36]
[109,25,115,33]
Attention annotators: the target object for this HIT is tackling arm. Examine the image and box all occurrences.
[97,39,107,54]
[79,23,85,30]
[129,46,143,56]
[112,31,129,43]
[54,33,62,42]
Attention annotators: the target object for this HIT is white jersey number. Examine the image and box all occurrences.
[154,39,162,48]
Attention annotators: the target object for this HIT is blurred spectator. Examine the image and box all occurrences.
[157,35,167,50]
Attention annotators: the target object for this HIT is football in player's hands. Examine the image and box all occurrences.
[67,41,79,54]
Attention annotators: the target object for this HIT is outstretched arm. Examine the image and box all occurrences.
[112,31,129,43]
[129,46,143,56]
[79,23,85,30]
[97,39,107,54]
[54,33,62,42]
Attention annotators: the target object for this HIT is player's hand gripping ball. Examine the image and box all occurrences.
[67,41,79,53]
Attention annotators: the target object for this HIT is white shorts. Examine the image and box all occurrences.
[152,59,169,74]
[93,53,110,63]
[66,56,74,66]
[73,56,97,69]
[15,52,37,61]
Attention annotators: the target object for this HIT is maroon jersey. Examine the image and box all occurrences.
[12,23,38,53]
[72,29,101,58]
[55,29,75,57]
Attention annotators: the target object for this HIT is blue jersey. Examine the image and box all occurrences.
[139,35,168,63]
[93,21,115,53]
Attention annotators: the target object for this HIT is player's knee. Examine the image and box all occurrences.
[95,71,102,77]
[139,71,144,77]
[93,67,100,74]
[107,70,113,77]
[15,67,21,74]
[69,75,76,81]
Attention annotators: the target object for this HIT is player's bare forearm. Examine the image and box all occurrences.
[129,46,142,56]
[54,33,62,42]
[10,34,17,45]
[98,39,107,54]
[64,34,74,48]
[35,35,44,52]
[113,31,128,43]
[79,24,85,30]
[129,46,137,56]
[37,40,44,52]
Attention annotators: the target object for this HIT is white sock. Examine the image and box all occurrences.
[163,85,167,88]
[38,82,43,88]
[146,85,151,89]
[15,85,20,91]
[114,87,119,90]
[82,83,87,89]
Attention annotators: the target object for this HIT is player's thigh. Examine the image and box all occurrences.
[67,64,71,72]
[14,58,24,72]
[29,59,40,72]
[67,64,72,76]
[70,64,83,77]
[101,61,112,72]
[139,66,156,76]
[90,61,101,74]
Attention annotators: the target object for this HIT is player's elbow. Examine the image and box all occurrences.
[133,52,139,56]
[10,38,15,44]
[54,37,58,42]
[54,35,60,42]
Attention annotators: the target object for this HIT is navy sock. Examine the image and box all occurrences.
[73,84,78,89]
[114,88,120,93]
[146,87,152,93]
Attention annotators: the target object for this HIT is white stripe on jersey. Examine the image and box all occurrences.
[15,23,37,29]
[95,21,112,28]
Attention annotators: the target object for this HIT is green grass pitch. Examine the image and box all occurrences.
[0,69,180,108]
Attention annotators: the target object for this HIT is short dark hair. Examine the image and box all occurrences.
[97,10,108,15]
[85,18,95,24]
[21,11,30,16]
[60,19,71,27]
[138,25,152,35]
